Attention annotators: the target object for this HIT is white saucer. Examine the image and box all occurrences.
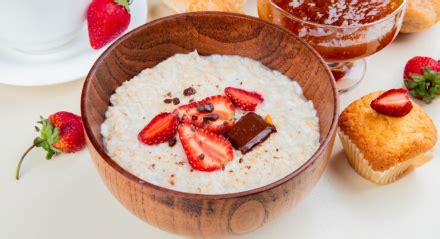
[0,0,147,86]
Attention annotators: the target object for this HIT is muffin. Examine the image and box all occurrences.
[401,0,440,33]
[162,0,246,13]
[338,90,437,184]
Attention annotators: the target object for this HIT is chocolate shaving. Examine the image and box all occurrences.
[197,103,214,113]
[203,113,219,122]
[168,137,177,147]
[183,87,196,96]
[197,154,205,160]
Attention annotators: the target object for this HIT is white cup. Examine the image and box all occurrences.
[0,0,90,53]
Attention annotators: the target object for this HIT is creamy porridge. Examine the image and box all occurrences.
[101,51,320,194]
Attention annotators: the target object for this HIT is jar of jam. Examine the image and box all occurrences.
[258,0,407,92]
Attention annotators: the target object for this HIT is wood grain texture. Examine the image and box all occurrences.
[81,12,339,237]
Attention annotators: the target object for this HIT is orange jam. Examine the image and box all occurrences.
[272,0,403,26]
[258,0,405,62]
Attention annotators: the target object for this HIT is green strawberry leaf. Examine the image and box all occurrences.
[404,80,418,89]
[115,0,131,12]
[406,67,440,104]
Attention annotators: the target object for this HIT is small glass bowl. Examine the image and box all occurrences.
[258,0,407,92]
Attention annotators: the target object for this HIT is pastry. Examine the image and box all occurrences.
[338,90,437,184]
[162,0,246,13]
[401,0,440,33]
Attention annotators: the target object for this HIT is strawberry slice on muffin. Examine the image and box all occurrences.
[370,88,413,117]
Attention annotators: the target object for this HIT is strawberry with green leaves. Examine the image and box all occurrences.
[403,56,440,103]
[16,112,86,180]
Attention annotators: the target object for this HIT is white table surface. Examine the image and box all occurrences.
[1,1,439,238]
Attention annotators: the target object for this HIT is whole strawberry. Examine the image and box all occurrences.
[15,112,86,180]
[403,56,440,103]
[87,0,131,49]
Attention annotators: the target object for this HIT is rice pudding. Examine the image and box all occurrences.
[101,51,320,194]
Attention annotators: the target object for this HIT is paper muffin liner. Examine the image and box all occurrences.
[338,128,433,185]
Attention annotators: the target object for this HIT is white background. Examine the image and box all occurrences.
[1,0,439,238]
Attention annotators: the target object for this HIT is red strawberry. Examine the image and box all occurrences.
[49,112,86,153]
[370,89,413,117]
[16,112,86,180]
[178,123,233,172]
[138,112,179,145]
[404,56,440,79]
[224,87,264,111]
[87,0,131,49]
[403,56,440,103]
[174,95,235,134]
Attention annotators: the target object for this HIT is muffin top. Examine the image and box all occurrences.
[339,91,437,172]
[401,0,440,33]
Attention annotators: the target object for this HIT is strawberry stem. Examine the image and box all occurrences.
[15,145,36,180]
[405,67,440,103]
[115,0,131,12]
[15,117,61,180]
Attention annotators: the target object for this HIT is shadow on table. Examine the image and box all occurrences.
[327,144,423,194]
[327,148,379,192]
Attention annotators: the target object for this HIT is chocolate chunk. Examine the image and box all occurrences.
[183,87,197,96]
[173,97,180,105]
[203,113,219,122]
[168,137,177,147]
[197,103,214,113]
[164,99,173,104]
[198,154,205,160]
[225,112,276,154]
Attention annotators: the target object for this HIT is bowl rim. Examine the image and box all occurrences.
[266,0,408,30]
[81,11,339,200]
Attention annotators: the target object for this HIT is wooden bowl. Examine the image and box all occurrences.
[81,12,338,237]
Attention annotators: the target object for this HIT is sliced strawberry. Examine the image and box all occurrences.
[138,112,178,145]
[178,123,233,172]
[173,95,235,134]
[224,87,264,111]
[370,89,413,117]
[174,101,199,123]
